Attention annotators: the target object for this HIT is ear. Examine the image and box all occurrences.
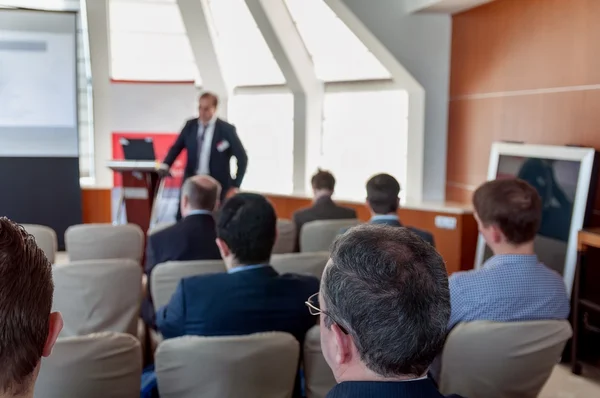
[215,238,231,260]
[332,323,353,366]
[43,312,63,357]
[490,224,504,244]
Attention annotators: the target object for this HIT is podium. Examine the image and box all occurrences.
[107,160,166,233]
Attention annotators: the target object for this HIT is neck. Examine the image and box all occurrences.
[373,212,397,217]
[491,241,535,256]
[314,190,333,202]
[335,366,425,384]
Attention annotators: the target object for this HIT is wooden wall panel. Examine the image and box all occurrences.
[81,188,112,224]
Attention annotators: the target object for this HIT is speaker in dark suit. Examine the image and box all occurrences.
[141,176,222,327]
[160,92,248,219]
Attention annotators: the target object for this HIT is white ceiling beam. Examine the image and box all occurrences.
[245,0,324,194]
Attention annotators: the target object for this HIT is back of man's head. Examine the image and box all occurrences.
[217,193,277,266]
[0,218,62,396]
[311,170,336,193]
[366,173,400,214]
[180,175,221,216]
[321,224,450,380]
[473,178,541,245]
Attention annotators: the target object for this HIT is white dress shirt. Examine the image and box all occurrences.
[196,117,217,175]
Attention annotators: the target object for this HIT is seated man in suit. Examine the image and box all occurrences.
[141,175,222,327]
[364,173,435,246]
[293,170,356,250]
[156,192,319,344]
[315,225,461,398]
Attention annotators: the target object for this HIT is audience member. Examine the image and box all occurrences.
[142,175,222,327]
[448,178,569,330]
[313,224,460,398]
[156,193,319,343]
[293,170,356,250]
[0,218,63,398]
[363,173,435,246]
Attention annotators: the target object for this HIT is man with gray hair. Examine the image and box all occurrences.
[307,225,461,397]
[141,175,222,327]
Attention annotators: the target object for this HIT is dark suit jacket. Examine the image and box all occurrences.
[163,118,248,198]
[326,380,463,398]
[156,265,319,345]
[370,217,435,247]
[293,196,357,250]
[141,213,221,326]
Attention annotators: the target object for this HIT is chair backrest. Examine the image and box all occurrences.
[304,326,337,398]
[156,332,300,398]
[300,219,359,253]
[273,219,296,254]
[65,223,144,262]
[34,332,142,398]
[271,252,330,280]
[53,260,142,337]
[440,320,573,398]
[151,260,226,310]
[22,224,58,264]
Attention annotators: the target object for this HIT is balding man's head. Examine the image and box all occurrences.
[180,175,222,216]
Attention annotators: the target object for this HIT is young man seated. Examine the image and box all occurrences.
[448,178,570,330]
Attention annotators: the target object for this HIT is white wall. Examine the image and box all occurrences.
[342,0,451,202]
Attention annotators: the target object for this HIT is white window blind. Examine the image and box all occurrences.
[228,93,293,195]
[320,90,408,201]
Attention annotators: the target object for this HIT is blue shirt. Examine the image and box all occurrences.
[228,264,269,274]
[186,209,213,217]
[370,215,401,223]
[448,254,570,330]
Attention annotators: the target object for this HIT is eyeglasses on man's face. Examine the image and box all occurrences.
[305,293,349,335]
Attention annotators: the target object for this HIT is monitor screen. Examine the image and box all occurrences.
[482,155,581,275]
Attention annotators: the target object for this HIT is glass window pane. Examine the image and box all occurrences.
[208,0,285,87]
[285,0,390,82]
[228,93,293,194]
[320,90,408,201]
[109,1,186,33]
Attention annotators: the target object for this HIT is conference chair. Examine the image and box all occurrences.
[151,259,226,310]
[439,320,572,398]
[52,259,142,337]
[65,223,144,263]
[300,219,359,252]
[304,325,337,398]
[273,219,297,254]
[155,332,300,398]
[271,252,330,280]
[22,223,58,264]
[34,332,142,398]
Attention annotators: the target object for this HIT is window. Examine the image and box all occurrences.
[320,90,408,201]
[228,93,293,194]
[207,0,285,87]
[109,0,200,82]
[285,0,390,82]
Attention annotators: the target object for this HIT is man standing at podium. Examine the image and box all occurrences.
[159,92,248,220]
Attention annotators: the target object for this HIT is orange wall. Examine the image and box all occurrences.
[447,0,600,221]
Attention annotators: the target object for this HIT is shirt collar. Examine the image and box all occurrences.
[484,254,539,269]
[198,116,217,127]
[371,215,400,222]
[228,264,270,274]
[186,209,213,217]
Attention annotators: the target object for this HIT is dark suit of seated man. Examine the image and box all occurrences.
[141,175,222,328]
[365,173,435,246]
[156,193,319,344]
[293,170,357,251]
[316,225,462,398]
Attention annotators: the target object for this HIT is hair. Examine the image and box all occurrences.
[322,224,450,377]
[0,218,54,395]
[182,177,220,211]
[472,178,542,244]
[199,92,219,108]
[366,173,401,214]
[217,193,277,265]
[311,169,336,192]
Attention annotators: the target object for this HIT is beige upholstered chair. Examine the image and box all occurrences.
[300,219,359,253]
[151,260,226,310]
[273,219,297,254]
[52,260,142,337]
[156,332,300,398]
[34,332,142,398]
[439,320,572,398]
[271,252,330,280]
[65,223,144,262]
[304,326,337,398]
[22,224,58,263]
